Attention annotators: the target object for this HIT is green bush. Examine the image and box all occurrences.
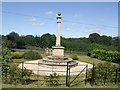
[2,47,12,56]
[1,47,13,62]
[69,54,79,60]
[88,49,120,63]
[23,51,42,60]
[25,45,42,50]
[87,62,117,85]
[87,43,116,52]
[10,51,24,59]
[1,55,13,62]
[45,73,59,86]
[2,63,32,84]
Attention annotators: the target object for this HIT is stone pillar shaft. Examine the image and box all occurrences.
[56,21,61,46]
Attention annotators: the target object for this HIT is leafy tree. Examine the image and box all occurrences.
[100,35,113,46]
[40,33,55,48]
[113,37,120,51]
[2,35,16,48]
[24,35,35,46]
[89,33,100,43]
[6,32,19,48]
[2,32,118,53]
[16,36,26,49]
[6,32,19,43]
[34,35,41,47]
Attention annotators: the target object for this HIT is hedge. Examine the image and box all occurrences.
[88,49,120,63]
[23,51,42,60]
[69,54,79,60]
[10,51,24,59]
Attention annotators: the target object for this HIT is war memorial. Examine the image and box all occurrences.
[18,13,92,76]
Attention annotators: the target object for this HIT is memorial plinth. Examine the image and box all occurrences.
[52,46,64,57]
[39,13,78,67]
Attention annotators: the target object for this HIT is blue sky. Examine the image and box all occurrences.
[2,2,118,38]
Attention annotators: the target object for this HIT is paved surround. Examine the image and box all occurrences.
[18,60,93,76]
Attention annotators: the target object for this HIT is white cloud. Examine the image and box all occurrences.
[85,27,101,34]
[29,18,37,22]
[45,11,54,16]
[32,22,45,26]
[29,17,45,27]
[74,14,80,18]
[66,27,72,30]
[66,24,78,30]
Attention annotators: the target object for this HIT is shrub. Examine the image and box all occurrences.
[23,51,42,60]
[70,54,79,60]
[87,62,117,85]
[87,43,116,52]
[2,63,32,84]
[10,51,24,59]
[45,73,59,86]
[1,55,13,62]
[88,49,120,63]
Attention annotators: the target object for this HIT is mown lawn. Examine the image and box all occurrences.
[77,55,119,66]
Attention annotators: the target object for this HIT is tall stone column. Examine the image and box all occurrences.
[52,13,64,57]
[56,13,62,46]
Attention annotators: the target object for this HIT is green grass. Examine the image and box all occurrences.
[2,72,119,88]
[77,55,119,66]
[78,55,106,65]
[2,73,119,88]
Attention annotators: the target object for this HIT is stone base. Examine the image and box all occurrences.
[18,60,93,76]
[39,57,78,67]
[52,46,64,57]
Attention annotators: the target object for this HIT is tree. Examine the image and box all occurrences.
[6,32,20,48]
[118,37,120,51]
[34,35,41,47]
[2,35,15,48]
[89,33,101,43]
[24,35,35,46]
[6,32,19,42]
[113,37,120,51]
[100,35,112,46]
[16,36,26,49]
[40,33,55,48]
[2,31,118,53]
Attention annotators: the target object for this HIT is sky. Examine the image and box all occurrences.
[2,2,118,38]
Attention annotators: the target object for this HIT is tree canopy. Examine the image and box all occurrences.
[2,32,119,52]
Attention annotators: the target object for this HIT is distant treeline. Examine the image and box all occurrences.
[2,32,120,52]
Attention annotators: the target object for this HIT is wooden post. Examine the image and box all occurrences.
[21,62,24,84]
[115,69,118,84]
[68,66,70,87]
[37,62,39,87]
[66,62,69,86]
[85,64,88,85]
[5,65,8,84]
[91,64,95,86]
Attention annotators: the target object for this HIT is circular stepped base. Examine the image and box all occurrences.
[39,56,78,67]
[18,60,93,76]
